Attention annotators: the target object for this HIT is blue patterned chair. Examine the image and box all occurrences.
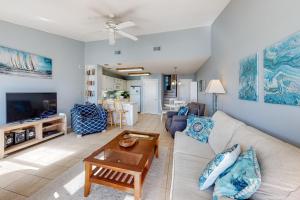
[71,103,107,136]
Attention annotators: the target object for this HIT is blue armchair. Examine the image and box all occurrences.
[71,103,107,136]
[165,102,205,138]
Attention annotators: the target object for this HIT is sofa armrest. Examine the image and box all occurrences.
[172,115,188,122]
[169,116,188,137]
[167,111,178,118]
[96,105,108,119]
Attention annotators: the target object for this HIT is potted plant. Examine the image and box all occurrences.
[121,91,130,99]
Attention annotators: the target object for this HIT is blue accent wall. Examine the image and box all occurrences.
[0,20,85,125]
[196,0,300,146]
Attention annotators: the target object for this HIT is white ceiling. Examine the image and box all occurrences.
[0,0,230,42]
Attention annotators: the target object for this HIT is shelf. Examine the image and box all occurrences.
[1,114,67,158]
[0,115,65,132]
[4,138,41,154]
[4,132,64,154]
[42,131,64,140]
[42,122,63,130]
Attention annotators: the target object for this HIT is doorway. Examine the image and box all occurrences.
[142,79,159,114]
[178,79,192,102]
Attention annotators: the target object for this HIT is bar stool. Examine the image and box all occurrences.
[114,100,128,129]
[102,99,114,127]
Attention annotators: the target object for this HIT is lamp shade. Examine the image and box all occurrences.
[205,80,226,94]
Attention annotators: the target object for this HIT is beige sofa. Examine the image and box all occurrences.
[170,111,300,200]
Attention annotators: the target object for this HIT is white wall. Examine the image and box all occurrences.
[196,0,300,146]
[84,27,211,75]
[0,20,85,125]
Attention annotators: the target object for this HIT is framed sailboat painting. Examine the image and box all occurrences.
[0,45,52,78]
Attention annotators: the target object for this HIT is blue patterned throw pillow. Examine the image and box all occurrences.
[177,106,189,116]
[199,144,241,190]
[213,147,261,200]
[184,116,214,143]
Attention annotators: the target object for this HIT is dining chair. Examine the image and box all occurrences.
[114,100,128,129]
[174,100,186,111]
[102,99,114,127]
[160,100,169,121]
[168,98,177,111]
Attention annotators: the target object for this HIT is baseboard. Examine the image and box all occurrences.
[67,126,72,133]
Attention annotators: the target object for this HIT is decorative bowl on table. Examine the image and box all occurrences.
[119,137,138,148]
[123,134,131,139]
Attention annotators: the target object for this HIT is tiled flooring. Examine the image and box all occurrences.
[0,114,174,200]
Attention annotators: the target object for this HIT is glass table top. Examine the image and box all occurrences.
[94,148,143,166]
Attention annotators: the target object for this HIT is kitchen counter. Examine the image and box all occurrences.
[105,99,138,126]
[122,102,138,126]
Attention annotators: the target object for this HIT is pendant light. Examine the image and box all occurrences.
[172,67,181,85]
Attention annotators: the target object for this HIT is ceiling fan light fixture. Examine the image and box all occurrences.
[116,67,144,72]
[128,72,151,76]
[104,18,138,45]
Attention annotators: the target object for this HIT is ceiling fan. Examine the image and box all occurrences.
[104,17,138,45]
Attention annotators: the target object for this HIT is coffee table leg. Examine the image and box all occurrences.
[84,162,92,197]
[155,141,159,158]
[134,174,142,200]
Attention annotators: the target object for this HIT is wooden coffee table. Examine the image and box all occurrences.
[83,130,159,200]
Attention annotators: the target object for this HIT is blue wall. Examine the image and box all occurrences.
[196,0,300,146]
[0,20,85,125]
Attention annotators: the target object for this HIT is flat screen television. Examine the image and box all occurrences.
[6,93,57,123]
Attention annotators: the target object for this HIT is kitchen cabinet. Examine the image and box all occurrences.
[113,78,121,90]
[102,75,114,91]
[102,75,127,91]
[122,80,127,90]
[102,75,107,90]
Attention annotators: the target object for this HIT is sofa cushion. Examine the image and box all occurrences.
[227,125,300,200]
[209,111,245,154]
[178,106,189,116]
[174,131,215,159]
[184,116,214,143]
[213,147,261,199]
[188,102,205,116]
[171,153,213,200]
[199,144,241,190]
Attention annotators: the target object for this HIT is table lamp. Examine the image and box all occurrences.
[205,80,226,114]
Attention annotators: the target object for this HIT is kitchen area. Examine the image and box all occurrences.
[101,73,142,126]
[84,65,144,127]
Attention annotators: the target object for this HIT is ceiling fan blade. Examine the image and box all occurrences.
[117,30,138,41]
[109,31,115,45]
[116,21,135,30]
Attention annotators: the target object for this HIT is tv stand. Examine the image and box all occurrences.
[0,114,67,158]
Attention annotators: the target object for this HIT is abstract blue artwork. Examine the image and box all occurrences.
[0,45,52,78]
[264,32,300,106]
[239,53,258,101]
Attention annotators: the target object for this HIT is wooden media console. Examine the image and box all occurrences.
[0,114,67,158]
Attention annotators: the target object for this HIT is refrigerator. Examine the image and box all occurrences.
[130,86,141,112]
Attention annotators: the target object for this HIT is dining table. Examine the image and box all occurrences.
[164,101,187,111]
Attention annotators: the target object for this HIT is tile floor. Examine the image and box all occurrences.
[0,114,174,200]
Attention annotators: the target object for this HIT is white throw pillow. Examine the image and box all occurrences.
[199,144,241,190]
